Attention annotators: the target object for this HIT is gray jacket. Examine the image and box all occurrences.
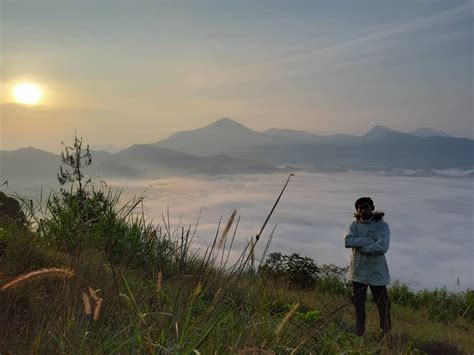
[344,212,390,286]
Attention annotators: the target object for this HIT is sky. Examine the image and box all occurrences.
[0,0,473,152]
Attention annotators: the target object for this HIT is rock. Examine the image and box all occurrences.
[0,192,26,227]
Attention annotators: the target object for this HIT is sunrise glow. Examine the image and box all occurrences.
[14,82,43,105]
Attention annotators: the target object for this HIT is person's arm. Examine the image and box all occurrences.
[359,222,390,255]
[345,222,373,248]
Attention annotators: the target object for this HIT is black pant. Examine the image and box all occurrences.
[352,281,391,336]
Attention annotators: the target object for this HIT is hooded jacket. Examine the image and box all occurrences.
[344,211,390,286]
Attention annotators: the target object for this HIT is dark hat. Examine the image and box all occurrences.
[355,197,374,209]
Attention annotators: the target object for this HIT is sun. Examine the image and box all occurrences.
[13,82,43,105]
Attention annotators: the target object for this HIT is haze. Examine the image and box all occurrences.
[1,0,473,152]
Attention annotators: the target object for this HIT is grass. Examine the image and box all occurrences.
[0,185,473,354]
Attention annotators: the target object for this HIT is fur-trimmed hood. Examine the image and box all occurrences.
[353,211,385,222]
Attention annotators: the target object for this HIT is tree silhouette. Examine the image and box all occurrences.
[57,132,92,194]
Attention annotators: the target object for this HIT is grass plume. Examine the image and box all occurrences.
[93,297,103,321]
[275,303,300,337]
[82,292,92,315]
[156,271,163,291]
[88,286,99,302]
[218,209,237,248]
[0,268,74,291]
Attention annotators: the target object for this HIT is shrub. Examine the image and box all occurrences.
[317,264,350,296]
[389,282,474,322]
[261,252,350,293]
[261,252,320,289]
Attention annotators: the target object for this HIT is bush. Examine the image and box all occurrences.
[317,264,350,296]
[261,252,320,289]
[261,252,349,293]
[389,282,474,322]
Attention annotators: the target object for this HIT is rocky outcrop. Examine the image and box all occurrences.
[0,192,26,227]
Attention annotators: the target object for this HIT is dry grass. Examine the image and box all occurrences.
[156,271,163,291]
[88,286,99,302]
[82,292,92,315]
[194,280,203,297]
[218,209,237,248]
[93,297,103,321]
[0,268,74,291]
[275,302,300,337]
[81,287,103,320]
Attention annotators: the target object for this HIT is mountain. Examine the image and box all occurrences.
[412,127,452,138]
[90,144,126,154]
[103,144,289,177]
[0,147,60,180]
[0,144,292,182]
[155,117,290,156]
[154,119,474,171]
[2,120,472,181]
[264,128,357,144]
[155,117,362,156]
[264,128,323,142]
[364,125,398,137]
[362,125,423,144]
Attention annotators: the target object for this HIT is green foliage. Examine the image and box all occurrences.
[0,221,66,275]
[317,263,351,296]
[262,253,473,323]
[2,205,474,353]
[260,252,320,289]
[389,282,474,322]
[272,303,323,343]
[292,304,321,324]
[38,187,174,268]
[261,252,349,293]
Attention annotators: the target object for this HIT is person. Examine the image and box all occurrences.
[345,197,391,337]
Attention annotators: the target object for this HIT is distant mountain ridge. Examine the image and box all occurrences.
[153,118,473,171]
[0,144,292,181]
[1,118,471,181]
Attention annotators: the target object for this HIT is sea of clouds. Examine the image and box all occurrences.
[105,172,473,291]
[10,172,473,291]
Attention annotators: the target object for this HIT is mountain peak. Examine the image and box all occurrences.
[365,125,398,137]
[206,117,247,129]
